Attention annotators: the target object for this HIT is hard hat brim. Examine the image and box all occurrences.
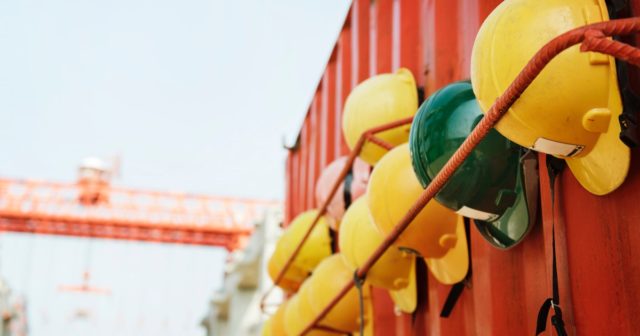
[388,257,417,313]
[566,121,630,195]
[424,215,469,285]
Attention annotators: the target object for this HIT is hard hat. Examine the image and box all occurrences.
[280,210,333,273]
[267,244,307,292]
[267,210,333,292]
[367,144,469,284]
[308,254,367,332]
[409,81,539,249]
[261,317,272,336]
[342,68,418,165]
[471,0,629,195]
[270,300,289,336]
[284,281,343,336]
[315,156,369,230]
[339,197,417,313]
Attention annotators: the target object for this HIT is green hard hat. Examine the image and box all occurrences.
[409,81,538,249]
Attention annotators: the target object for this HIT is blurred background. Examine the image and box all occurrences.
[0,0,351,335]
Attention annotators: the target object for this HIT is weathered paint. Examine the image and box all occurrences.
[284,0,640,335]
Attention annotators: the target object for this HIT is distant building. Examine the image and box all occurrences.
[201,208,283,336]
[0,278,28,336]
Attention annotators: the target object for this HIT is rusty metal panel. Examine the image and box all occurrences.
[399,0,423,81]
[375,0,393,74]
[283,0,640,335]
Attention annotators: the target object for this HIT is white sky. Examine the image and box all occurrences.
[0,0,351,335]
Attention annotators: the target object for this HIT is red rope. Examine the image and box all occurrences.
[581,29,640,66]
[367,135,395,150]
[299,17,640,336]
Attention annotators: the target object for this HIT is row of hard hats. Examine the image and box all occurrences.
[342,70,536,247]
[266,0,628,333]
[344,0,629,197]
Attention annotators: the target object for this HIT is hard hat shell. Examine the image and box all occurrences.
[281,210,333,273]
[342,68,418,165]
[284,286,343,336]
[338,197,417,313]
[267,244,307,292]
[315,156,369,230]
[271,300,289,336]
[471,0,629,195]
[267,210,332,292]
[308,254,366,332]
[261,317,272,336]
[410,81,537,249]
[367,144,468,284]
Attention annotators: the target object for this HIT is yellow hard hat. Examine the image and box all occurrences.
[315,156,370,230]
[271,300,289,336]
[471,0,629,195]
[338,197,417,313]
[282,210,333,272]
[367,144,469,285]
[284,281,343,336]
[267,244,307,292]
[307,254,367,333]
[342,68,418,165]
[262,317,272,336]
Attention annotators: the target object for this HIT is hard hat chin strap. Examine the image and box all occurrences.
[537,298,568,336]
[535,156,569,336]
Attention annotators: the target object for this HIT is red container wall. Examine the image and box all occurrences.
[284,0,640,335]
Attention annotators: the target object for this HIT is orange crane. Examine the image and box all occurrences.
[0,158,280,251]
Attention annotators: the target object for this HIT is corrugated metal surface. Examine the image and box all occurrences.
[284,0,640,334]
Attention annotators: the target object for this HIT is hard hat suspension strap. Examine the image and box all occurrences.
[535,156,568,336]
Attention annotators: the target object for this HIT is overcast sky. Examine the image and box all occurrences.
[0,0,350,200]
[0,0,351,335]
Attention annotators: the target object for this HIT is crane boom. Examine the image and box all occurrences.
[0,178,279,250]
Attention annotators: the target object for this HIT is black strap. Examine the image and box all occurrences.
[440,282,466,318]
[412,257,429,326]
[606,0,640,147]
[353,271,366,336]
[614,49,640,148]
[520,149,540,232]
[417,86,426,105]
[343,168,354,208]
[328,226,338,253]
[535,156,568,336]
[440,218,472,318]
